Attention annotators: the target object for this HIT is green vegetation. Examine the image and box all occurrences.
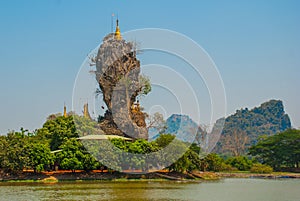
[139,75,152,96]
[225,156,253,171]
[249,129,300,170]
[0,128,53,173]
[27,142,53,173]
[0,112,299,176]
[0,115,98,174]
[214,100,291,155]
[163,100,292,158]
[56,138,100,172]
[250,164,273,174]
[37,115,79,150]
[199,154,256,172]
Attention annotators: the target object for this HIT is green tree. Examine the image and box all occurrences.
[139,75,152,96]
[27,142,54,172]
[225,156,253,171]
[56,138,100,172]
[155,134,175,148]
[249,129,300,170]
[169,148,201,173]
[250,163,273,174]
[109,138,160,171]
[202,153,224,172]
[0,135,7,170]
[82,154,100,172]
[56,138,85,172]
[0,129,31,173]
[37,115,78,151]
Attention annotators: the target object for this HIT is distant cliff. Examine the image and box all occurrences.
[151,100,291,156]
[213,99,291,155]
[150,114,201,143]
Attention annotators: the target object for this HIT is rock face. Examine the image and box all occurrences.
[95,33,148,139]
[150,114,204,145]
[164,114,200,142]
[213,99,292,155]
[150,100,291,155]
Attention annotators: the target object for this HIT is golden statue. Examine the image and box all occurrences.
[131,100,141,113]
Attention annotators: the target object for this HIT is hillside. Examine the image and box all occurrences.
[149,100,291,155]
[213,99,291,155]
[150,114,201,143]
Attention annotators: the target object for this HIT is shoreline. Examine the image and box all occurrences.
[1,171,300,183]
[0,171,198,183]
[216,172,300,179]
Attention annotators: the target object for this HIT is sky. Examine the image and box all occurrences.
[0,0,299,134]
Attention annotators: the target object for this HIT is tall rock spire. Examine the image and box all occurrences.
[95,20,148,140]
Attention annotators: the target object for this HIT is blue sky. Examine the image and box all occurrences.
[0,0,299,133]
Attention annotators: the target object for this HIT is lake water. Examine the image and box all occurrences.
[1,178,300,201]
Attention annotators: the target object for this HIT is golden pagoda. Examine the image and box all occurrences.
[114,19,122,40]
[63,104,67,117]
[83,103,91,119]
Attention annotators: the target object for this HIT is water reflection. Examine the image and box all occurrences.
[0,179,300,201]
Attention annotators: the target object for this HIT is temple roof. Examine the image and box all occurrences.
[78,134,132,141]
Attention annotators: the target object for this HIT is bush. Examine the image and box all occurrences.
[203,153,224,172]
[250,163,273,174]
[220,163,238,172]
[226,156,253,171]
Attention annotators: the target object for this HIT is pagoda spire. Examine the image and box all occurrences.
[83,102,91,119]
[114,18,122,40]
[63,103,67,118]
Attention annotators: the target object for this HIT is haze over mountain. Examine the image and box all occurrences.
[149,114,200,143]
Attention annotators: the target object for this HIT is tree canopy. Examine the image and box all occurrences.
[249,129,300,170]
[1,111,296,174]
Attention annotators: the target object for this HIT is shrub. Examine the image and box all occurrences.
[250,163,273,174]
[204,153,224,172]
[220,163,238,172]
[226,156,253,171]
